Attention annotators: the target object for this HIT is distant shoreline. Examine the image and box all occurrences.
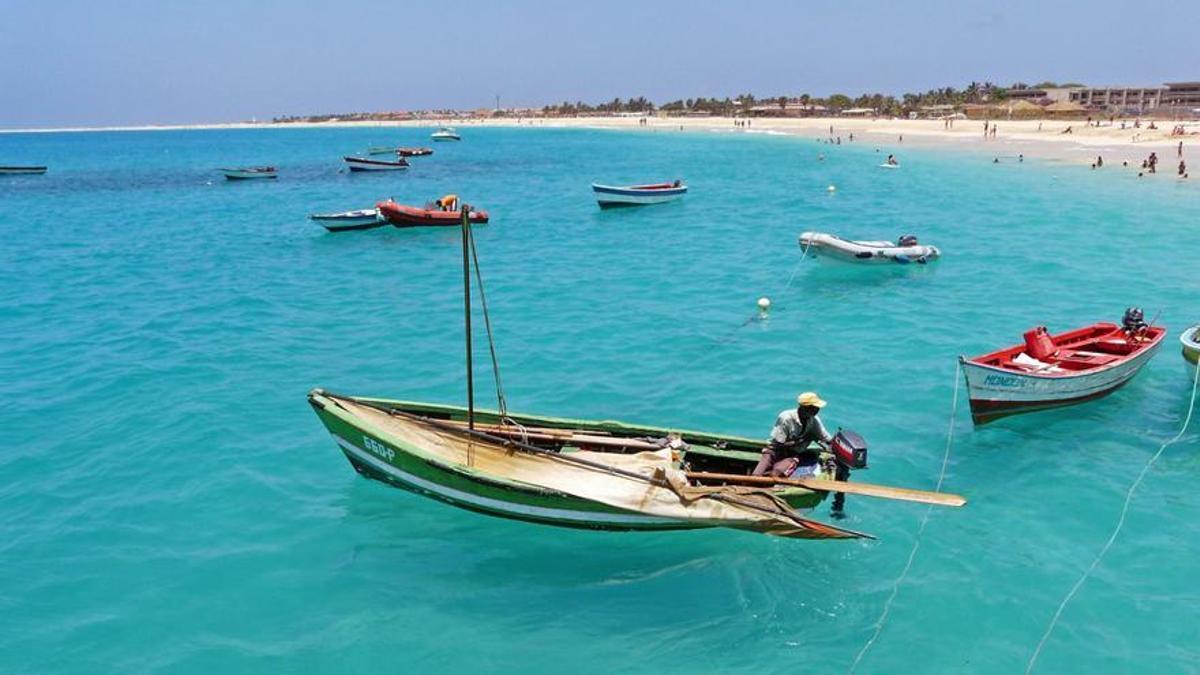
[2,116,1193,171]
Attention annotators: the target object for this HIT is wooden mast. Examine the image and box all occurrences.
[461,205,475,430]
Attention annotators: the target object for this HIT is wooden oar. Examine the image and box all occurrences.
[686,471,966,507]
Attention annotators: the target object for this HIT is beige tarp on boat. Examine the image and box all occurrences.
[336,396,865,539]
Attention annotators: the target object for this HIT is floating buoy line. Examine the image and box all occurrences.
[1025,362,1200,673]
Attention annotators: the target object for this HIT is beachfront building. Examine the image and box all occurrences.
[1163,82,1200,110]
[1068,86,1163,113]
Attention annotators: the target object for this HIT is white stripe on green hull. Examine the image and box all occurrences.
[332,434,686,527]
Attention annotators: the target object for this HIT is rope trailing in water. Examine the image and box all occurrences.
[1025,362,1200,674]
[849,360,962,674]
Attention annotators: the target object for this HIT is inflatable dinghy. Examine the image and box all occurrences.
[798,232,940,264]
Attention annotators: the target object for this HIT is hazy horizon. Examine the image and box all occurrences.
[3,0,1196,128]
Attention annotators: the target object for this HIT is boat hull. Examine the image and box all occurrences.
[308,392,828,532]
[1182,325,1200,367]
[344,157,409,172]
[799,232,940,265]
[377,201,489,228]
[592,183,687,208]
[310,210,383,232]
[0,166,47,175]
[397,147,434,157]
[221,168,277,180]
[961,338,1163,424]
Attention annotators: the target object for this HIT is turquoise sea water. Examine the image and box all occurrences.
[2,126,1198,673]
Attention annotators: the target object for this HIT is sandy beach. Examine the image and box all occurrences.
[3,115,1195,176]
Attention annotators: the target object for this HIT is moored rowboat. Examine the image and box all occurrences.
[309,208,384,232]
[0,166,47,175]
[344,156,409,172]
[961,315,1165,424]
[1181,325,1200,366]
[377,199,488,228]
[592,181,687,208]
[221,166,277,180]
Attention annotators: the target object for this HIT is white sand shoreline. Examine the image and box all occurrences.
[3,116,1194,174]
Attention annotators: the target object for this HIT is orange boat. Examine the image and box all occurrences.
[376,199,489,229]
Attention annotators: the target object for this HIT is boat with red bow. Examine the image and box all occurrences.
[592,180,687,208]
[344,156,409,172]
[960,309,1166,424]
[377,198,488,228]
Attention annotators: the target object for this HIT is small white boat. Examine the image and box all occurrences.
[1182,325,1200,367]
[221,166,277,180]
[592,181,687,208]
[431,127,461,141]
[0,165,47,175]
[798,232,940,264]
[344,156,409,172]
[310,208,384,232]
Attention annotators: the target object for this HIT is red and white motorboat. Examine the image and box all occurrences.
[960,310,1165,424]
[376,199,489,228]
[396,147,434,157]
[344,156,409,172]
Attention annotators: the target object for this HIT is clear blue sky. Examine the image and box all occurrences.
[3,0,1195,128]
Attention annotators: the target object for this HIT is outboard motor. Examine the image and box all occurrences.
[897,234,919,247]
[1122,306,1148,334]
[830,429,868,469]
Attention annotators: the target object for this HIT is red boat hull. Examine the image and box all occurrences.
[376,200,489,228]
[397,148,434,157]
[962,322,1165,424]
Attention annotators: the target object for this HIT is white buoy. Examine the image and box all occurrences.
[827,184,837,192]
[757,297,771,319]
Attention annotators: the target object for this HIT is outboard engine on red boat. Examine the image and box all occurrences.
[1122,306,1148,335]
[831,429,868,469]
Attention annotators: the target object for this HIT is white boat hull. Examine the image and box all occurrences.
[961,341,1162,423]
[221,168,277,180]
[310,209,383,231]
[798,232,939,264]
[592,183,687,208]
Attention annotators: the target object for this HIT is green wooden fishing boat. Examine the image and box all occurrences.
[308,390,861,536]
[308,209,963,540]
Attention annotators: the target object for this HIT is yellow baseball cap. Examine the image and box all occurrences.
[797,392,827,408]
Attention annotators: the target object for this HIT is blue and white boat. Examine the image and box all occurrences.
[431,127,461,141]
[591,181,687,208]
[309,208,384,232]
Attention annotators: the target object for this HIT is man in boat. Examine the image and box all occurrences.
[752,392,833,478]
[436,194,459,212]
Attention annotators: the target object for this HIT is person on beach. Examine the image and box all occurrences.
[752,392,833,478]
[1180,141,1185,158]
[1149,153,1158,173]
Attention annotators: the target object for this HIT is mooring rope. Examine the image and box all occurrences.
[1025,362,1200,673]
[467,224,508,418]
[849,360,962,674]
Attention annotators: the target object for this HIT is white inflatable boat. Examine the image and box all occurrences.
[798,232,941,264]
